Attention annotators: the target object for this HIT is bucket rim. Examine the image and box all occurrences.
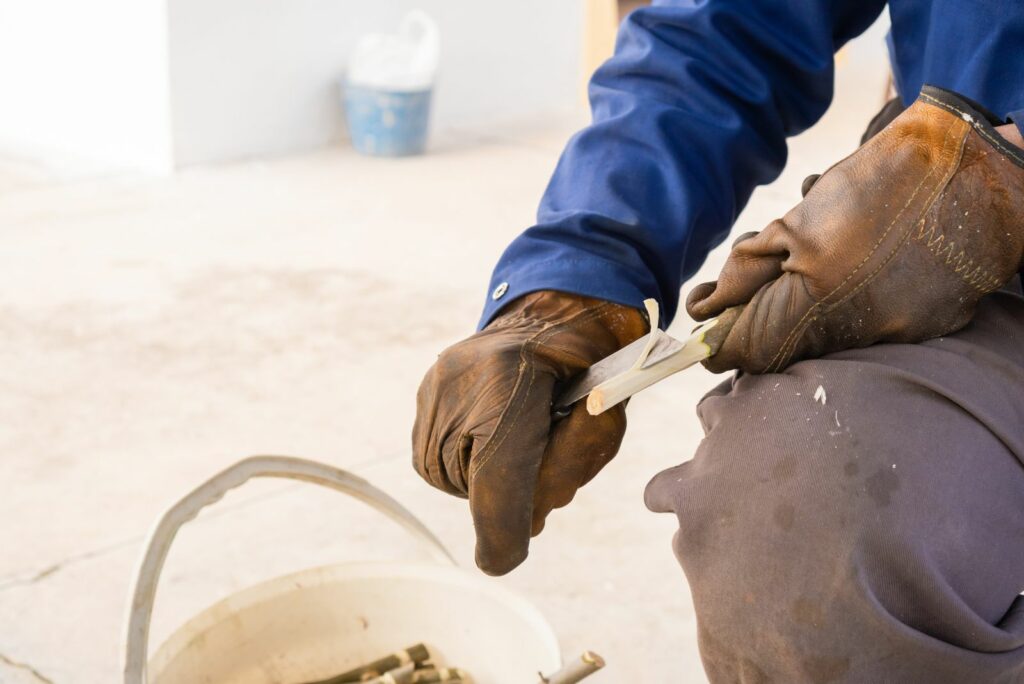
[148,559,562,677]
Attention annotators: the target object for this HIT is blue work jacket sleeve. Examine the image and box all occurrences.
[479,0,886,329]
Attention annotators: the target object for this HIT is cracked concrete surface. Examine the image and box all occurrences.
[0,652,54,684]
[0,43,886,682]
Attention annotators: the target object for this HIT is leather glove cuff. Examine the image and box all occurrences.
[487,290,648,352]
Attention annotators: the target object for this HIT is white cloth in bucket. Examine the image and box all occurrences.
[347,11,439,92]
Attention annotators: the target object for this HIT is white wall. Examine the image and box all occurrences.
[0,0,172,174]
[0,1,583,172]
[167,0,584,166]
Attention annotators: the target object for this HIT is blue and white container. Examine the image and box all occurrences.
[343,11,439,157]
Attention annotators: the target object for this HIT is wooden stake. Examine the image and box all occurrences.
[586,317,719,415]
[364,663,415,684]
[303,644,429,684]
[541,651,605,684]
[553,300,742,417]
[411,668,467,683]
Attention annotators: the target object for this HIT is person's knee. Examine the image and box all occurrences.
[667,415,868,555]
[648,340,1024,680]
[651,369,912,603]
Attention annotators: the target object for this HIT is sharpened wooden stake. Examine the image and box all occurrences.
[586,303,719,415]
[553,300,742,415]
[541,651,606,684]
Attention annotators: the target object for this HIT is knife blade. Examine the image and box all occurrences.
[551,305,739,417]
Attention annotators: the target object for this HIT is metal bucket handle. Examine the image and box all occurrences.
[122,455,455,684]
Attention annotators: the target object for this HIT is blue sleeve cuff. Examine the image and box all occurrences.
[478,254,659,330]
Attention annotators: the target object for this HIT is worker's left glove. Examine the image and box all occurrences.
[688,86,1024,374]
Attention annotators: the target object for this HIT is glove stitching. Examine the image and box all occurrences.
[764,118,965,372]
[772,119,966,370]
[920,92,1024,166]
[762,151,938,372]
[468,304,615,479]
[467,303,613,489]
[821,120,968,309]
[824,120,963,307]
[910,142,1007,293]
[915,218,1004,293]
[463,356,536,485]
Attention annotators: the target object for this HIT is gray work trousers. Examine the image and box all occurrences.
[645,285,1024,683]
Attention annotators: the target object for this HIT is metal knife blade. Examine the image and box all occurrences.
[552,330,682,414]
[551,315,723,416]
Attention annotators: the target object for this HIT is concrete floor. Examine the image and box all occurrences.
[0,62,887,683]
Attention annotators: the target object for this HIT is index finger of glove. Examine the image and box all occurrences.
[468,368,555,576]
[686,226,788,321]
[701,272,816,374]
[411,341,485,497]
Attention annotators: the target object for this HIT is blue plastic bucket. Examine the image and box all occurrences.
[343,85,432,157]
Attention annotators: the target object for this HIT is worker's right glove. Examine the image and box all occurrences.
[412,290,647,575]
[687,86,1024,374]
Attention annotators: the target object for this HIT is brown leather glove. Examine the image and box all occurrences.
[413,291,647,575]
[688,86,1024,374]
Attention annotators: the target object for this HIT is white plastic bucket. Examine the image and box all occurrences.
[122,456,561,684]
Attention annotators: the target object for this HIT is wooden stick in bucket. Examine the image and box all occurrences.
[541,651,605,684]
[301,644,429,684]
[364,663,415,684]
